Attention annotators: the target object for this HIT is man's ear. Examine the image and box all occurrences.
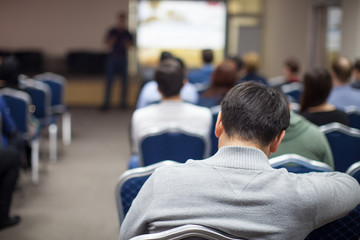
[215,111,224,138]
[270,130,286,153]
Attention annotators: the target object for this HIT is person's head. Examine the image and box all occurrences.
[300,68,332,112]
[155,58,184,98]
[331,57,353,84]
[284,57,300,77]
[243,52,260,74]
[202,49,214,64]
[0,55,20,85]
[216,82,290,155]
[353,59,360,80]
[204,60,237,96]
[159,51,173,62]
[117,13,127,29]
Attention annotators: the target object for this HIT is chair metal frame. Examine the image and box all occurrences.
[269,154,333,172]
[19,78,58,163]
[280,82,303,103]
[0,88,40,184]
[115,160,180,226]
[128,224,241,240]
[138,126,211,167]
[34,72,71,146]
[346,161,360,175]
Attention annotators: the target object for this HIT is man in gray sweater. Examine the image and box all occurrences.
[120,82,360,240]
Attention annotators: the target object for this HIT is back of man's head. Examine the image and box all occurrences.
[155,58,184,98]
[331,57,353,84]
[221,82,290,147]
[284,57,300,74]
[202,49,214,64]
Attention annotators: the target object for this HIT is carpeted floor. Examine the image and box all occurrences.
[0,108,132,240]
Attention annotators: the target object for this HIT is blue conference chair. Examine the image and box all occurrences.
[281,82,303,103]
[129,224,240,240]
[137,127,210,167]
[0,88,41,184]
[320,123,360,172]
[210,105,220,156]
[19,78,58,163]
[34,72,71,146]
[115,161,180,226]
[346,161,360,184]
[345,106,360,130]
[269,154,333,173]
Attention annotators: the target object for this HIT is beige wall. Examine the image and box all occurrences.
[263,0,311,78]
[341,0,360,61]
[0,0,129,56]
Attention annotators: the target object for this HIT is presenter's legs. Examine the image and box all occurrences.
[119,58,128,109]
[103,56,117,110]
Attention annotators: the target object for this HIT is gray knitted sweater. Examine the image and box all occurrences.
[120,146,360,240]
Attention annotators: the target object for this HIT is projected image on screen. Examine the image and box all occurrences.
[137,0,226,68]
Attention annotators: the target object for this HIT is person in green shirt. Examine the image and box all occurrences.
[270,111,334,168]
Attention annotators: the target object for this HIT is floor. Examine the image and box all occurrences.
[0,108,132,240]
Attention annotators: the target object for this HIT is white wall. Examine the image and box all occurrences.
[262,0,311,78]
[341,0,360,61]
[0,0,129,56]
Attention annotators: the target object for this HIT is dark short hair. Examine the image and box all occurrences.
[160,51,173,62]
[221,82,290,147]
[227,56,244,71]
[155,59,184,97]
[284,58,300,74]
[354,59,360,72]
[331,57,353,83]
[300,67,332,112]
[202,49,214,64]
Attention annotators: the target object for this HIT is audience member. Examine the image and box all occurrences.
[328,57,360,109]
[300,68,348,126]
[101,13,133,110]
[187,49,214,90]
[237,52,269,86]
[284,57,300,83]
[121,82,359,239]
[131,58,211,153]
[351,59,360,89]
[0,147,21,230]
[270,111,334,168]
[0,56,20,89]
[136,57,198,108]
[198,60,237,107]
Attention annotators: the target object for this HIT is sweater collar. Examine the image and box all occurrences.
[202,146,274,171]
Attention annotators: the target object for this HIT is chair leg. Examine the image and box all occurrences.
[62,112,71,146]
[31,139,40,184]
[49,124,58,164]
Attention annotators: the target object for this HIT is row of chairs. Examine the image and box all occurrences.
[116,156,360,239]
[0,72,71,184]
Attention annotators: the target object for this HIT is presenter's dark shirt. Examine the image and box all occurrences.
[106,28,133,58]
[300,109,349,126]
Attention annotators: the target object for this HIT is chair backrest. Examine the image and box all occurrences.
[345,105,360,130]
[269,154,333,173]
[34,72,66,109]
[346,161,360,184]
[139,127,210,166]
[129,224,241,240]
[115,161,180,225]
[320,123,360,172]
[210,105,220,156]
[0,88,31,135]
[19,78,51,125]
[281,82,303,103]
[305,205,360,240]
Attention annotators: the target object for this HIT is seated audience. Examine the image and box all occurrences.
[136,57,198,108]
[351,59,360,89]
[299,68,348,126]
[270,111,334,168]
[284,57,300,83]
[237,52,269,86]
[121,82,359,239]
[187,49,214,88]
[328,57,360,109]
[0,56,20,89]
[198,60,237,108]
[131,58,212,154]
[0,147,21,230]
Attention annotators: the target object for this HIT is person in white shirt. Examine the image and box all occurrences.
[131,58,212,154]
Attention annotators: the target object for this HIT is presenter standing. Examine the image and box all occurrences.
[101,13,133,110]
